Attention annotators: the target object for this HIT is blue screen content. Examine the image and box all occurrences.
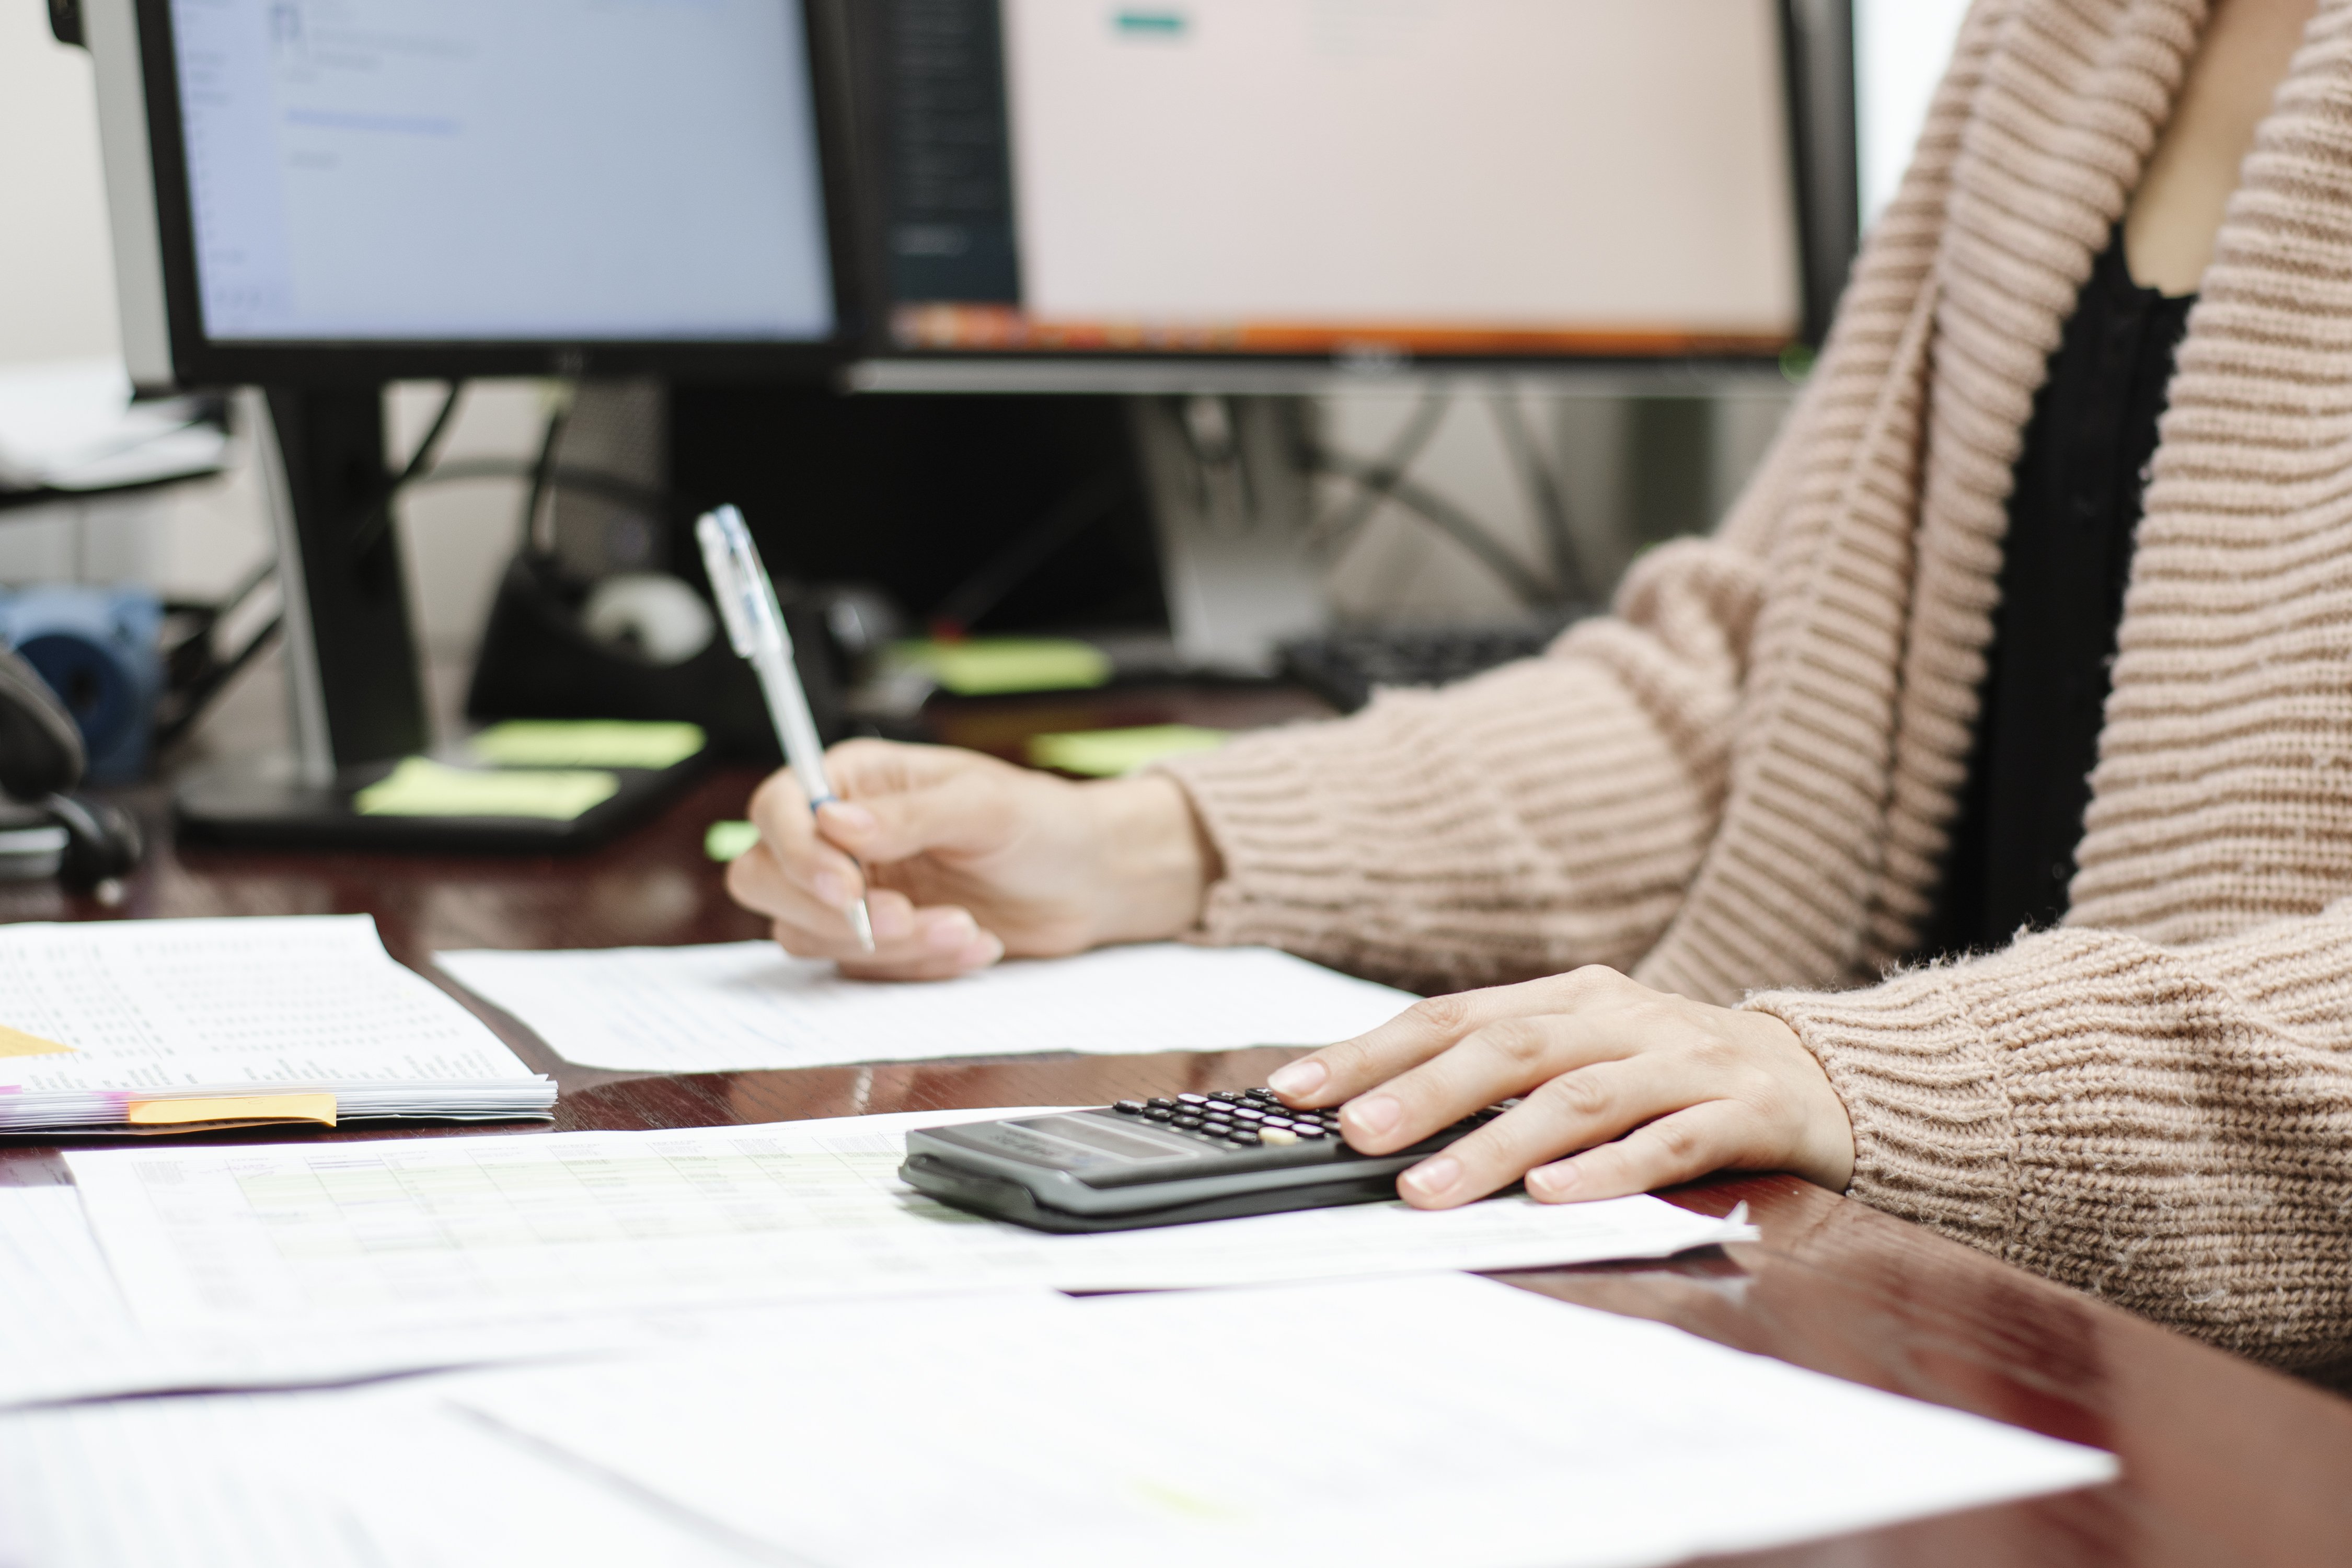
[168,0,835,343]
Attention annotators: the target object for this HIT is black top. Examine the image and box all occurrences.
[1924,231,2196,958]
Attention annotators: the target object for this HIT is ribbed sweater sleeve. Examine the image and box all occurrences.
[1743,910,2352,1368]
[1159,532,1769,995]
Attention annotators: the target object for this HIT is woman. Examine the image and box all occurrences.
[730,0,2352,1367]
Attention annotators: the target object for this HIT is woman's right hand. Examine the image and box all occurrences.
[724,739,1221,981]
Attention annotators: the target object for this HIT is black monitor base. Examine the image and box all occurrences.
[174,752,707,855]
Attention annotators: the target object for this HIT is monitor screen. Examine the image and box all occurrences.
[873,0,1807,365]
[157,0,836,347]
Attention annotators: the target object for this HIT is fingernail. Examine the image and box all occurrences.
[1401,1156,1460,1198]
[926,912,975,950]
[821,802,875,835]
[1346,1094,1400,1137]
[812,870,850,908]
[1528,1163,1576,1201]
[1267,1060,1327,1100]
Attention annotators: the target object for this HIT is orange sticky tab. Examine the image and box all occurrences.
[0,1025,74,1059]
[125,1093,338,1128]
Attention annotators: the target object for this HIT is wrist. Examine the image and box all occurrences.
[1086,774,1220,944]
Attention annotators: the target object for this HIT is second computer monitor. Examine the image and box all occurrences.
[862,0,1841,377]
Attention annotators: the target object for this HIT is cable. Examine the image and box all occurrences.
[348,381,466,557]
[930,470,1132,638]
[1305,391,1450,552]
[1486,390,1588,603]
[1309,448,1559,608]
[403,459,672,518]
[521,393,572,558]
[152,614,283,751]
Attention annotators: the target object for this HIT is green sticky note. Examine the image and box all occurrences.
[353,758,619,821]
[469,720,705,770]
[1026,724,1228,777]
[705,820,761,862]
[896,638,1113,696]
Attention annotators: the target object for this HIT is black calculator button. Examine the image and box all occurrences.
[1230,1107,1266,1122]
[1245,1088,1278,1102]
[1260,1116,1295,1129]
[1145,1108,1174,1121]
[1294,1124,1327,1139]
[1147,1098,1177,1110]
[1173,1115,1202,1129]
[1227,1129,1261,1145]
[1113,1101,1146,1115]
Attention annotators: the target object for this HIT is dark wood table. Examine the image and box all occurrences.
[5,683,2350,1566]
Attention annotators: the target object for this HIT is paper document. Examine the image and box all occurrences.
[0,1379,771,1568]
[436,940,1417,1073]
[66,1110,1749,1336]
[452,1274,2120,1568]
[0,1146,1075,1409]
[0,358,227,493]
[0,917,552,1132]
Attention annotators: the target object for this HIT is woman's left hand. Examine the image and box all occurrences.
[1264,967,1855,1208]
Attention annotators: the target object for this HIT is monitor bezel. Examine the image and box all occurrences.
[131,0,864,387]
[843,0,1855,386]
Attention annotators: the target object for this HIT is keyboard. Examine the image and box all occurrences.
[1279,610,1586,713]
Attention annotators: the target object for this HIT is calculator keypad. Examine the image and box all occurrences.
[1111,1088,1507,1156]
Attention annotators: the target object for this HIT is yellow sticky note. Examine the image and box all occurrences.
[0,1024,74,1059]
[1027,724,1229,777]
[126,1093,338,1127]
[896,638,1113,696]
[354,758,619,821]
[705,820,762,863]
[470,720,706,770]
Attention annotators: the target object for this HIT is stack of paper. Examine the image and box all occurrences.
[436,939,1417,1073]
[0,359,227,493]
[62,1110,1754,1340]
[0,917,554,1133]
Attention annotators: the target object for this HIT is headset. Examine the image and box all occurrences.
[0,644,143,887]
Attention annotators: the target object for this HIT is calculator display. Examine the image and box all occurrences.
[997,1114,1209,1167]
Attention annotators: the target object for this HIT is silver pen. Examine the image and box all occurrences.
[697,504,876,952]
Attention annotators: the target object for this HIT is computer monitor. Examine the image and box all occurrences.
[850,0,1856,391]
[76,0,856,844]
[89,0,853,388]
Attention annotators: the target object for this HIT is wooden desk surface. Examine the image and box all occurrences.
[5,684,2350,1567]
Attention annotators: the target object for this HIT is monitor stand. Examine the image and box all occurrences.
[1128,395,1329,675]
[174,387,701,852]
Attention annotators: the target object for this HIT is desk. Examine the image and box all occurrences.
[5,683,2351,1566]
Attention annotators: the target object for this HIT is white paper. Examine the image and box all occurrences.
[0,358,227,492]
[0,1110,1062,1408]
[66,1110,1750,1338]
[435,939,1417,1072]
[0,916,552,1127]
[0,1379,773,1568]
[453,1274,2120,1568]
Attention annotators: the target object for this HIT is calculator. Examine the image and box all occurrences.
[898,1088,1511,1233]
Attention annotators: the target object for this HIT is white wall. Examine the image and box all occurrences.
[0,6,119,364]
[1857,0,1974,230]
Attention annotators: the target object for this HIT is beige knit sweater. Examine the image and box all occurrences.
[1162,0,2352,1367]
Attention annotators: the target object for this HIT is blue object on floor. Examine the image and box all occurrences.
[0,586,163,785]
